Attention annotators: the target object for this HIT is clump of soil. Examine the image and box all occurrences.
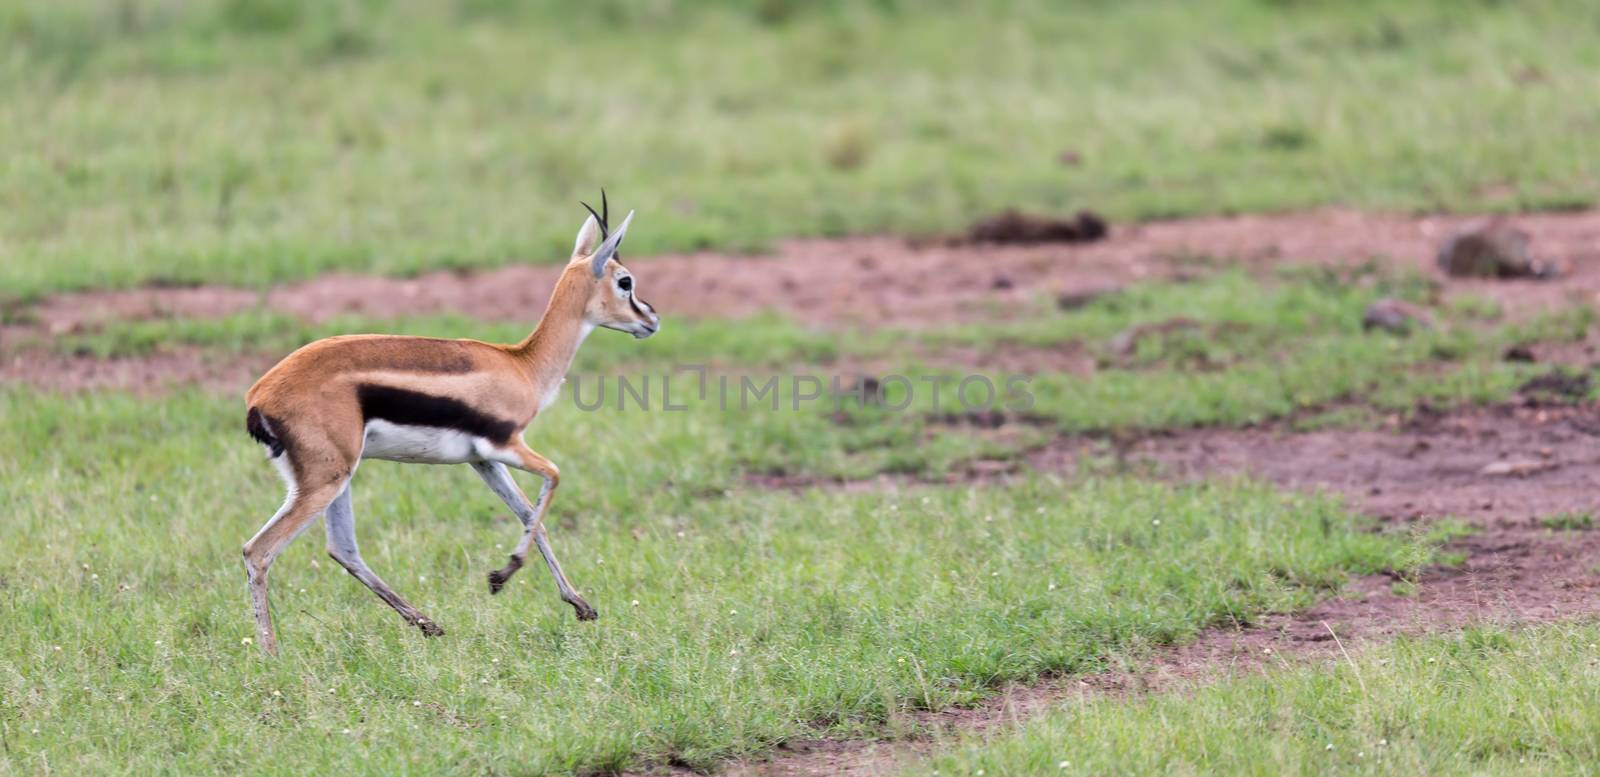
[1503,344,1538,363]
[927,409,1052,429]
[1436,220,1558,279]
[1056,286,1119,311]
[1518,369,1592,399]
[964,209,1108,245]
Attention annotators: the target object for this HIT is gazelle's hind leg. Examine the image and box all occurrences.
[324,481,443,637]
[472,456,597,621]
[243,468,343,656]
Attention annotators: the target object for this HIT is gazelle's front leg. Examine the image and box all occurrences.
[471,448,597,621]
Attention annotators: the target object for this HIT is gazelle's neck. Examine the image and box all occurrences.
[514,266,594,388]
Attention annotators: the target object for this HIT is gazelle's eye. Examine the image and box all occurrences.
[618,276,633,293]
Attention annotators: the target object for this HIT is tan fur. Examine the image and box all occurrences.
[240,213,657,654]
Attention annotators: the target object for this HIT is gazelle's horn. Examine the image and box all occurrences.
[589,210,635,278]
[580,199,609,240]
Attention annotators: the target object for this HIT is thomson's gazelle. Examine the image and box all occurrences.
[241,197,658,654]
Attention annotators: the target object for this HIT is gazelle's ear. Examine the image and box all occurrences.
[588,210,635,278]
[572,214,603,260]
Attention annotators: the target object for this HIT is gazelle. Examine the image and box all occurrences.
[241,195,658,654]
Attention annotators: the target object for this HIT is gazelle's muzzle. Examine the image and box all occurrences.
[630,298,660,338]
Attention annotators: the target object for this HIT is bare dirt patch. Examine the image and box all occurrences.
[1112,401,1600,521]
[11,208,1598,394]
[0,349,273,395]
[14,208,1600,340]
[707,399,1600,777]
[6,208,1600,394]
[1102,399,1600,629]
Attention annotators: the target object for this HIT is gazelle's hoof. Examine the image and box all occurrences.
[487,554,524,594]
[487,570,509,595]
[416,618,445,637]
[572,601,598,621]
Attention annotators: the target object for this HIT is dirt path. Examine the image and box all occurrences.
[7,208,1599,393]
[0,349,277,394]
[14,208,1600,335]
[693,398,1600,777]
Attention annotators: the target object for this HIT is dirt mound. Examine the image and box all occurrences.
[1437,220,1558,279]
[962,209,1109,245]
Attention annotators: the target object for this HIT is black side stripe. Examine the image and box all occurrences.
[356,384,517,443]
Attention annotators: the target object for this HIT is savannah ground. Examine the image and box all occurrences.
[3,1,1600,775]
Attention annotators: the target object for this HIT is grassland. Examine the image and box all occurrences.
[0,389,1436,774]
[32,269,1596,441]
[910,623,1600,776]
[3,267,1584,772]
[3,0,1598,297]
[6,1,1600,774]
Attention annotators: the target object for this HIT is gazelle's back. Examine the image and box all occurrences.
[247,334,509,403]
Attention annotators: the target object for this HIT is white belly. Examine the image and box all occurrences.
[361,420,490,464]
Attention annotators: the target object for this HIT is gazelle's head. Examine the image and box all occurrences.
[568,194,660,339]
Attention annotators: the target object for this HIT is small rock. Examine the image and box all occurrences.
[1436,220,1556,279]
[1479,459,1557,477]
[1362,298,1433,334]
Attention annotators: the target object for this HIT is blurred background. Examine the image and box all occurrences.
[2,0,1594,297]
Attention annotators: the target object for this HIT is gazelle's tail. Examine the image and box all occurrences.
[246,407,286,458]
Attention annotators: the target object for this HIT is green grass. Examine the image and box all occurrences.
[3,0,1599,298]
[1541,512,1594,532]
[6,2,1598,771]
[909,623,1600,776]
[23,270,1593,455]
[0,389,1432,774]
